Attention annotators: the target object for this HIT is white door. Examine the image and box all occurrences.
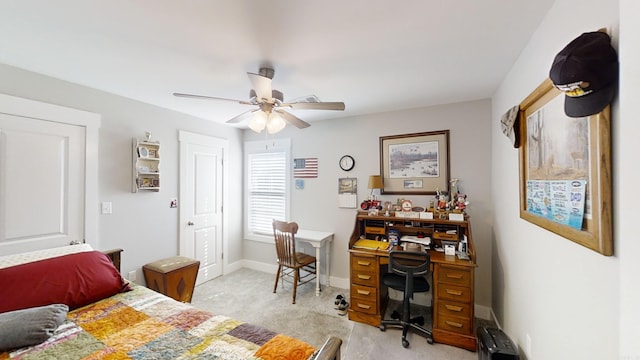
[179,131,226,285]
[0,114,85,254]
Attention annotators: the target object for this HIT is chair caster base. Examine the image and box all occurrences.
[379,324,386,331]
[427,337,434,344]
[402,338,409,348]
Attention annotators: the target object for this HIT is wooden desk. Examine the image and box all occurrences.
[348,213,477,351]
[297,229,333,296]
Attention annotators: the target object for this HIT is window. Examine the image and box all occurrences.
[244,139,291,242]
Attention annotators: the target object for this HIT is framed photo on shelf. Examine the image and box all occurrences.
[379,130,450,195]
[518,78,612,256]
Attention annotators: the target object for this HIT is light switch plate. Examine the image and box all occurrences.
[101,202,112,214]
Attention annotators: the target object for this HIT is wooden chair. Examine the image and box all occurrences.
[272,220,317,304]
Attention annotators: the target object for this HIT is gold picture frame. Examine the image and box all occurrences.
[518,78,612,256]
[380,130,450,195]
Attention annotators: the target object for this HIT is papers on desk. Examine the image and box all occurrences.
[353,239,391,251]
[400,235,431,246]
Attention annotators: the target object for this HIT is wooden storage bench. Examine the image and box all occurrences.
[143,256,200,303]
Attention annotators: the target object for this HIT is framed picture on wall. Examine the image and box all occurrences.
[379,130,450,195]
[518,78,612,256]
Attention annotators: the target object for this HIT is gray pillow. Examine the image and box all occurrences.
[0,304,69,351]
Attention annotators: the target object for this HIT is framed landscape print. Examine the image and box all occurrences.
[380,130,450,195]
[519,78,612,256]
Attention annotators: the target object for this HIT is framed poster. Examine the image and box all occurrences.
[380,130,450,195]
[519,78,612,255]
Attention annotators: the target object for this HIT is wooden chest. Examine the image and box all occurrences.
[143,256,200,303]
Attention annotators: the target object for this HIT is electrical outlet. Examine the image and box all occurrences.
[525,333,532,356]
[128,270,136,283]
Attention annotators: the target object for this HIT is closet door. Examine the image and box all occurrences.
[0,113,85,254]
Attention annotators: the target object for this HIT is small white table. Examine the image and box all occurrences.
[296,229,333,296]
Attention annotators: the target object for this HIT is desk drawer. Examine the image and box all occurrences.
[351,283,377,301]
[351,297,377,315]
[437,314,473,335]
[438,266,471,287]
[365,226,386,235]
[437,283,471,303]
[437,299,472,319]
[351,270,377,287]
[350,254,377,272]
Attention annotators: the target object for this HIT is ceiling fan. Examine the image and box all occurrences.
[173,67,345,134]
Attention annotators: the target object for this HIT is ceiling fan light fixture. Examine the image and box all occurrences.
[266,112,286,134]
[248,111,268,133]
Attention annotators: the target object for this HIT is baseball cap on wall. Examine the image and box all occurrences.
[549,31,619,118]
[500,105,520,148]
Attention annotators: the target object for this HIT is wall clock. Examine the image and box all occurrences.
[339,155,355,171]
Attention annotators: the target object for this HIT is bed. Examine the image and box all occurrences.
[0,245,341,360]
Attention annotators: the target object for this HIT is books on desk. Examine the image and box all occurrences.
[353,239,391,251]
[400,235,431,246]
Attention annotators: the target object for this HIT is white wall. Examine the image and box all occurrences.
[244,99,494,311]
[491,1,621,359]
[0,64,245,282]
[618,0,640,358]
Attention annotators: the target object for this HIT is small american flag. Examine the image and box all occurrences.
[293,158,318,178]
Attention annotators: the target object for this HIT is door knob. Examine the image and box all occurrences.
[187,221,195,226]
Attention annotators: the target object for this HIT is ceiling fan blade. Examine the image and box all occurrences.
[173,92,252,105]
[247,72,273,101]
[226,109,258,124]
[275,109,311,129]
[281,102,345,111]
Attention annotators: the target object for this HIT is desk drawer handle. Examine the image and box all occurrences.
[445,304,463,312]
[357,274,372,280]
[357,289,371,296]
[357,261,371,266]
[445,320,463,328]
[446,273,464,279]
[357,304,371,310]
[446,289,463,296]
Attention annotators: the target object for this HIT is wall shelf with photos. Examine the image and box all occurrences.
[132,138,160,192]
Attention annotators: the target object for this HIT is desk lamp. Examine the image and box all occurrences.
[368,175,383,200]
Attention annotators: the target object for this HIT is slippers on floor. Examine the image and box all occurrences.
[334,294,345,309]
[337,299,349,316]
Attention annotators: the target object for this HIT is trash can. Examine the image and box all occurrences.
[477,326,519,360]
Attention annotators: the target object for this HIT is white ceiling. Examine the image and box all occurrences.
[0,1,555,128]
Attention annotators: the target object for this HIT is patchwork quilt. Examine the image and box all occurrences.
[0,285,316,360]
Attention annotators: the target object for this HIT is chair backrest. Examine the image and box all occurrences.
[388,250,430,295]
[272,220,300,267]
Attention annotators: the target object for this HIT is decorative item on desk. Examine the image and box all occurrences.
[361,199,382,211]
[419,211,434,219]
[388,229,400,246]
[383,201,392,216]
[455,192,469,210]
[436,189,448,210]
[444,244,456,256]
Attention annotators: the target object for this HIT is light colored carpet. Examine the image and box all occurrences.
[191,268,484,360]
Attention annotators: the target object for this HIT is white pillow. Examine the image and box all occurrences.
[0,244,94,269]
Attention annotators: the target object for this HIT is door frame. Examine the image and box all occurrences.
[178,130,228,275]
[0,93,100,250]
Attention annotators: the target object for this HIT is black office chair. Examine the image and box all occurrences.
[380,250,433,348]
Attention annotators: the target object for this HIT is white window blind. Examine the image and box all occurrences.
[248,152,286,235]
[244,139,290,241]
